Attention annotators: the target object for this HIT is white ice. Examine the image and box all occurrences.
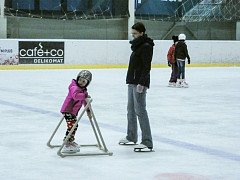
[0,67,239,180]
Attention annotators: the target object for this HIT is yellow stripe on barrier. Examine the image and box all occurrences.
[152,63,240,68]
[0,63,239,70]
[184,63,240,67]
[0,64,128,70]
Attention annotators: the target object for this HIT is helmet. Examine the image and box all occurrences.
[178,33,186,40]
[77,70,92,86]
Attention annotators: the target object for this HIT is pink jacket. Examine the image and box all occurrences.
[60,79,88,116]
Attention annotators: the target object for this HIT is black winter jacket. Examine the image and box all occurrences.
[126,34,154,88]
[174,41,190,61]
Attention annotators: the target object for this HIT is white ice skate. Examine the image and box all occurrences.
[168,82,176,87]
[134,144,154,152]
[181,80,189,88]
[119,137,137,145]
[175,79,182,88]
[62,141,80,153]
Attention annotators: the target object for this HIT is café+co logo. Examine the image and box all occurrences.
[18,41,64,64]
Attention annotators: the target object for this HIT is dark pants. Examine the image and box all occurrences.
[177,60,186,79]
[169,62,178,83]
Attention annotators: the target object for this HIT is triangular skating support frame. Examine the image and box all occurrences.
[47,98,113,158]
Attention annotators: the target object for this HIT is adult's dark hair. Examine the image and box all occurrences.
[172,35,178,43]
[132,22,146,33]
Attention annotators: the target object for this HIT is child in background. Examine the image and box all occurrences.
[60,70,92,153]
[174,33,191,88]
[167,35,178,87]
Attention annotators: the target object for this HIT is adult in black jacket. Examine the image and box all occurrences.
[126,31,154,88]
[119,22,154,151]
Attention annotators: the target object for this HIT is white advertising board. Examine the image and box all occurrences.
[1,39,240,65]
[0,40,18,65]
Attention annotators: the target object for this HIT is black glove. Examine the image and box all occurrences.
[167,61,171,67]
[188,59,191,64]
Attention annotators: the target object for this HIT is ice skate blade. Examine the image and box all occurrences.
[134,148,154,152]
[61,149,80,154]
[119,142,137,145]
[62,150,80,154]
[171,86,189,88]
[167,84,176,87]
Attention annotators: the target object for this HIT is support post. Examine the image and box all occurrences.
[236,21,240,40]
[128,0,135,40]
[0,0,7,38]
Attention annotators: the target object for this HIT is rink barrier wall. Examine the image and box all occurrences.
[0,63,239,70]
[1,39,240,70]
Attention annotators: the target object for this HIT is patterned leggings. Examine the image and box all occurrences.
[63,113,78,142]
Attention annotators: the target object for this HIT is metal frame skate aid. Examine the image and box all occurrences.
[47,98,113,158]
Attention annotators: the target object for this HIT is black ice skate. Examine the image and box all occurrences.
[134,144,154,152]
[119,137,137,145]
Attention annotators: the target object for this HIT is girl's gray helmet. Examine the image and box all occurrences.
[77,70,92,87]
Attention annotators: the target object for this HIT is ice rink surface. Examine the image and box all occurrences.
[0,67,239,180]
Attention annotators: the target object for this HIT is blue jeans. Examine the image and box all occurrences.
[126,84,153,148]
[177,59,186,79]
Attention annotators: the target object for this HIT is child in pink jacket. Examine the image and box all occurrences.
[60,70,92,153]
